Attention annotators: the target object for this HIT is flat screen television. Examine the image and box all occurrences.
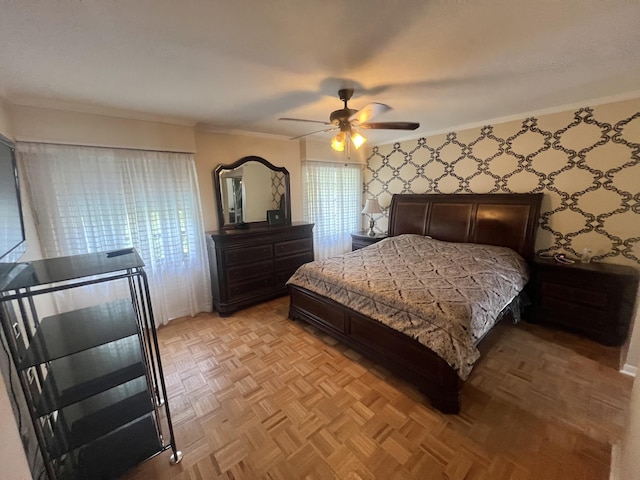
[0,134,26,265]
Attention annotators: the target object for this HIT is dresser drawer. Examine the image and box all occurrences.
[274,238,313,256]
[224,244,273,266]
[227,276,274,300]
[207,223,314,315]
[227,259,273,283]
[276,269,297,285]
[275,252,314,273]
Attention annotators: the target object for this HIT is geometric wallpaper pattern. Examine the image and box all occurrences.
[271,171,286,210]
[364,102,640,266]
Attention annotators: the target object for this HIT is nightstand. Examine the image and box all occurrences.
[528,257,639,346]
[351,231,387,251]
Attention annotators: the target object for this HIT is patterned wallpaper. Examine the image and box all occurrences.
[364,98,640,267]
[271,171,286,210]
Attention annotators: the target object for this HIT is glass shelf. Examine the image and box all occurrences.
[34,336,146,417]
[0,249,144,293]
[44,377,154,459]
[20,299,139,369]
[0,249,181,479]
[59,413,162,480]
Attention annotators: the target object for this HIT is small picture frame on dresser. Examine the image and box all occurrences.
[267,209,287,225]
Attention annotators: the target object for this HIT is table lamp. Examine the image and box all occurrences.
[362,198,382,236]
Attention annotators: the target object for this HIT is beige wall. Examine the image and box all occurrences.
[242,162,274,222]
[9,104,197,153]
[0,374,31,480]
[0,100,13,136]
[617,371,640,480]
[0,100,33,480]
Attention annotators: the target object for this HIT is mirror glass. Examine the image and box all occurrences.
[213,156,291,229]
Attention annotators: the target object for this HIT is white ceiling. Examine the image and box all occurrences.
[1,0,640,146]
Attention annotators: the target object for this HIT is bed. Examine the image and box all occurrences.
[287,193,543,414]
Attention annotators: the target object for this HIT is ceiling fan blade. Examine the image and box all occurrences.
[279,117,332,125]
[289,126,338,140]
[349,102,392,123]
[360,122,420,130]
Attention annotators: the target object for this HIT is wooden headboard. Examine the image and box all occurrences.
[388,193,543,260]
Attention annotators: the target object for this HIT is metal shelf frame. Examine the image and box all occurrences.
[0,251,182,480]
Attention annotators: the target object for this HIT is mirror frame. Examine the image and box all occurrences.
[213,155,291,230]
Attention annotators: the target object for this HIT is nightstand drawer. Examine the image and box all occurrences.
[529,257,639,346]
[538,296,608,327]
[351,232,387,251]
[540,282,608,308]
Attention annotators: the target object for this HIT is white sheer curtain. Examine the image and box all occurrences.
[17,142,211,325]
[303,161,363,259]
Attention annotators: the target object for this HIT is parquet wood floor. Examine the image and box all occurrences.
[121,297,632,480]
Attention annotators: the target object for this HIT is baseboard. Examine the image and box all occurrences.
[620,364,637,377]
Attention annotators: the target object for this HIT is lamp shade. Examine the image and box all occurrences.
[361,198,382,215]
[331,131,346,151]
[350,131,367,149]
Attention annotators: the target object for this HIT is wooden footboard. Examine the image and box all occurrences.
[288,285,462,414]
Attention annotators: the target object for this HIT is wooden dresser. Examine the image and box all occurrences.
[206,222,314,315]
[528,257,639,346]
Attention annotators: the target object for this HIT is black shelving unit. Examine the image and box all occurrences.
[0,250,181,480]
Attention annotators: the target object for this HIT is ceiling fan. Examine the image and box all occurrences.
[279,88,419,151]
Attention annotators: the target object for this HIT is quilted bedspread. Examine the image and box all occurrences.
[287,234,529,379]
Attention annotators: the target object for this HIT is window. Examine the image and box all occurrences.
[17,142,211,325]
[303,161,363,259]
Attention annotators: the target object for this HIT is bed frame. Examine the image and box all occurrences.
[288,193,543,414]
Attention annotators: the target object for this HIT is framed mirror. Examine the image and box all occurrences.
[213,156,291,230]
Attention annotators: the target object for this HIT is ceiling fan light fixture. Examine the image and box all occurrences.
[281,88,418,147]
[350,131,367,149]
[331,131,347,151]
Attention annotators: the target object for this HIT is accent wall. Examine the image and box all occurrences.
[363,97,640,367]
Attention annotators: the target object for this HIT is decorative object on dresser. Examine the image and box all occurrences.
[289,193,543,414]
[207,223,314,316]
[0,249,181,480]
[528,257,640,346]
[351,231,387,251]
[267,209,287,225]
[361,197,383,236]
